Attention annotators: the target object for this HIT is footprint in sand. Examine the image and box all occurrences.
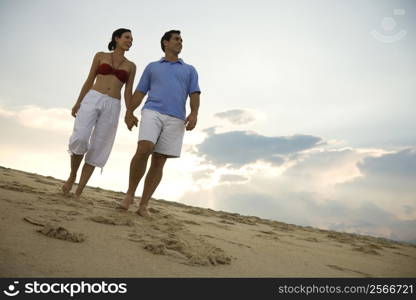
[393,252,410,257]
[128,217,232,266]
[352,244,381,255]
[183,220,200,225]
[35,179,55,186]
[203,221,230,230]
[89,215,134,226]
[299,237,320,243]
[38,223,85,243]
[219,219,235,225]
[375,240,399,249]
[0,183,37,194]
[144,242,167,255]
[252,230,280,241]
[202,234,251,249]
[270,224,295,232]
[326,233,355,244]
[254,234,280,241]
[183,208,211,216]
[258,230,276,235]
[142,237,232,266]
[23,216,46,227]
[218,214,257,225]
[148,207,160,214]
[326,264,372,277]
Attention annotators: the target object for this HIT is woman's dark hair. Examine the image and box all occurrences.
[161,30,181,52]
[108,28,131,51]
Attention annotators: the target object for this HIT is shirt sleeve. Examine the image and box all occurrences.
[188,66,201,95]
[135,64,151,93]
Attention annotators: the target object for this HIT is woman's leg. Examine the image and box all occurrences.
[78,97,120,199]
[63,91,99,195]
[62,154,84,194]
[74,163,95,199]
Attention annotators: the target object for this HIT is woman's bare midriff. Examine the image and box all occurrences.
[91,74,125,100]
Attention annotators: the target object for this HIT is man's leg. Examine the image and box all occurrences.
[119,140,154,209]
[62,154,84,195]
[137,152,168,217]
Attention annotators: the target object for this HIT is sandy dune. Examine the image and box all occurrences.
[1,165,415,277]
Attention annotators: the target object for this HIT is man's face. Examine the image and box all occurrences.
[165,33,183,54]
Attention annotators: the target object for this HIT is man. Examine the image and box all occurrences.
[120,30,201,217]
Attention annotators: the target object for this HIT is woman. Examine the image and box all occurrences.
[62,28,136,200]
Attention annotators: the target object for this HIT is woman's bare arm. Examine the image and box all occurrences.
[124,62,136,109]
[71,52,102,117]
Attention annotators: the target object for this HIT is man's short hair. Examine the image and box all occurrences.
[161,30,181,52]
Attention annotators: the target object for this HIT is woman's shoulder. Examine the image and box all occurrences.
[125,59,136,70]
[93,51,108,62]
[95,51,108,57]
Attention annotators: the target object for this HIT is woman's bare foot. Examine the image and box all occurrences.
[62,175,76,195]
[118,194,135,210]
[136,205,151,217]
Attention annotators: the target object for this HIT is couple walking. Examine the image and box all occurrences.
[61,28,201,217]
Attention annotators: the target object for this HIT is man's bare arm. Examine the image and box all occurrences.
[124,90,146,130]
[189,92,200,115]
[127,90,146,114]
[185,92,200,131]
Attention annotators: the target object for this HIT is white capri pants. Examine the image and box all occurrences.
[68,89,121,169]
[138,109,186,157]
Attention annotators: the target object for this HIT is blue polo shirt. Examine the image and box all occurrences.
[135,57,201,120]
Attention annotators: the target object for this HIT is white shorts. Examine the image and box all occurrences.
[138,109,186,158]
[68,89,121,168]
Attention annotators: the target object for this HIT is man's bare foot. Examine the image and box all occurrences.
[62,175,76,195]
[118,194,135,210]
[136,205,151,217]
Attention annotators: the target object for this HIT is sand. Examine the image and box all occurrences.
[1,165,415,277]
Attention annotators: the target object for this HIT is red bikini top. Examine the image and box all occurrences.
[97,54,129,83]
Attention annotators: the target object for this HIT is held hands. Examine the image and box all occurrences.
[185,113,197,131]
[71,103,81,118]
[125,111,138,131]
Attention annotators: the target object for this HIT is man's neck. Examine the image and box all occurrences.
[164,52,179,62]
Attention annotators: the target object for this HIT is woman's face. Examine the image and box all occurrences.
[116,32,133,51]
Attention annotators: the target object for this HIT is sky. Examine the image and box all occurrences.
[1,0,415,243]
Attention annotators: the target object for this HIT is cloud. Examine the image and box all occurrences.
[220,174,248,183]
[0,105,73,132]
[283,148,365,188]
[214,109,256,125]
[192,169,215,181]
[335,147,416,220]
[196,130,323,168]
[358,148,416,178]
[0,112,69,151]
[180,146,416,243]
[324,202,416,243]
[0,104,135,150]
[180,176,416,243]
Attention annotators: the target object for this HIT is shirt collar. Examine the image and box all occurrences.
[159,57,184,64]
